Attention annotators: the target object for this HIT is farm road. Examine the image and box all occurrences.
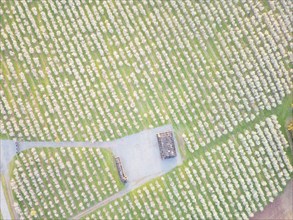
[1,124,182,219]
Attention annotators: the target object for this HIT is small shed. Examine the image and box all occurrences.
[156,131,177,159]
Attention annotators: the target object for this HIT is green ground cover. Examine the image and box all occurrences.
[1,0,292,219]
[83,111,292,219]
[8,147,123,219]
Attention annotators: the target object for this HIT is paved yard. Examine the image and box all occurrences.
[1,125,183,219]
[1,125,182,185]
[102,124,182,187]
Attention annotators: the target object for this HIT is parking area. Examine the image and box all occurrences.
[102,124,183,186]
[1,125,182,186]
[1,125,183,218]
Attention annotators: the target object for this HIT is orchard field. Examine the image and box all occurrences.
[1,0,292,219]
[9,147,123,219]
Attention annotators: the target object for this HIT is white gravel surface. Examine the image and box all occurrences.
[0,180,12,220]
[105,124,182,187]
[1,125,182,218]
[1,125,182,184]
[0,140,17,175]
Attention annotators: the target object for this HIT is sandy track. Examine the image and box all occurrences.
[250,180,293,220]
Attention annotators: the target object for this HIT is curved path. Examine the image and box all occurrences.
[71,171,166,219]
[1,124,182,219]
[0,180,12,220]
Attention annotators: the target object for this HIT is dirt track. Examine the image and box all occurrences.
[251,180,293,220]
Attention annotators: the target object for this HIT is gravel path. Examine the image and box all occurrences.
[1,124,182,185]
[1,140,108,175]
[1,124,182,219]
[0,180,12,220]
[0,140,17,175]
[71,169,176,220]
[71,188,131,220]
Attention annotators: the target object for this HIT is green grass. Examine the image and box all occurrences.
[1,0,290,145]
[83,111,292,219]
[8,147,124,219]
[1,0,292,219]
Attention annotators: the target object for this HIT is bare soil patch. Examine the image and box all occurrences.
[251,180,293,220]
